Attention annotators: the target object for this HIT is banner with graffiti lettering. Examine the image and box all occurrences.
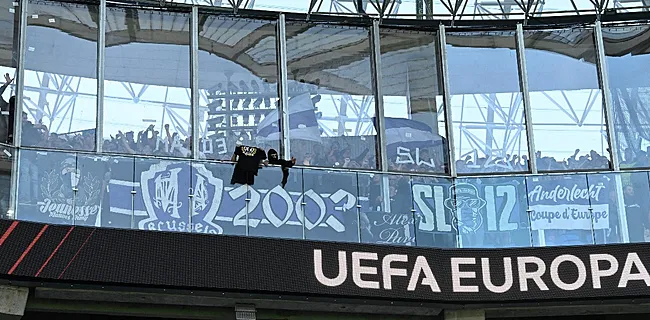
[16,150,106,226]
[410,176,530,248]
[105,159,362,241]
[527,175,610,231]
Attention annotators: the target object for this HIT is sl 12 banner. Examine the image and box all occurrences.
[409,177,530,248]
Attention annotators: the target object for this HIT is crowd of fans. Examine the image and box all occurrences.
[456,149,611,173]
[102,124,192,158]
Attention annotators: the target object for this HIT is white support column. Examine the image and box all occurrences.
[594,21,620,171]
[444,310,485,320]
[95,0,106,153]
[9,0,29,220]
[515,23,538,174]
[0,285,28,320]
[13,0,27,148]
[277,14,290,160]
[438,24,456,177]
[190,6,200,159]
[370,19,388,172]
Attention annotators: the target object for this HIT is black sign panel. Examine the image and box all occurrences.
[0,219,649,303]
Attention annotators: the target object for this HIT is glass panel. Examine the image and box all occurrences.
[197,16,279,160]
[606,0,650,13]
[74,154,110,227]
[303,169,360,242]
[188,160,231,235]
[379,29,448,174]
[526,174,596,247]
[596,172,650,244]
[103,7,192,157]
[285,24,377,170]
[133,158,191,233]
[248,165,304,239]
[0,0,18,145]
[447,31,529,174]
[199,161,247,236]
[452,176,531,248]
[524,29,610,171]
[16,149,75,224]
[22,0,98,151]
[411,176,457,248]
[602,26,650,169]
[359,173,416,246]
[0,145,14,219]
[103,155,135,229]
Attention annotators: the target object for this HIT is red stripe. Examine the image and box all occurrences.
[59,229,95,279]
[35,226,74,277]
[8,225,48,275]
[0,221,19,247]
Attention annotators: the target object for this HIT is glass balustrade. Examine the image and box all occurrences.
[5,146,647,248]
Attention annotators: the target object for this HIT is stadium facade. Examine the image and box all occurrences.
[3,0,650,319]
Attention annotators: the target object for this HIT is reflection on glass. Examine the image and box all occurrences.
[524,29,610,171]
[359,173,415,246]
[452,176,530,248]
[603,26,650,169]
[133,158,190,233]
[22,1,98,151]
[0,145,13,219]
[303,169,359,242]
[101,155,134,229]
[379,29,448,174]
[595,172,650,244]
[72,154,107,227]
[197,16,279,160]
[285,24,377,170]
[447,31,528,174]
[411,176,457,248]
[527,174,596,247]
[103,7,191,157]
[0,0,17,145]
[188,161,231,235]
[200,161,247,236]
[16,149,76,224]
[248,166,304,239]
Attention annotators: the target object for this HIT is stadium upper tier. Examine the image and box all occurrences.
[4,0,650,252]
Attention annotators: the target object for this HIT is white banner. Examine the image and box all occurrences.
[529,204,609,230]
